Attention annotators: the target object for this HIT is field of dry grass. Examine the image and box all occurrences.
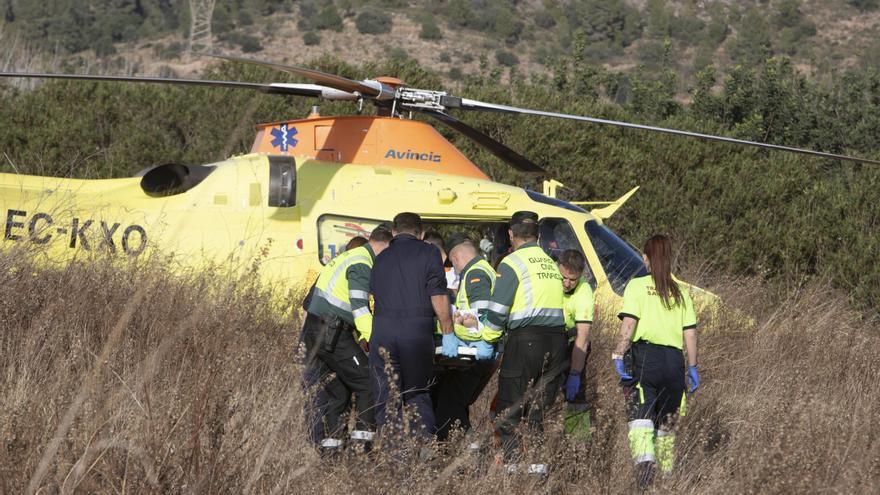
[1,248,878,494]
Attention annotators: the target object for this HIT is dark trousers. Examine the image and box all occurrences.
[495,325,567,460]
[625,341,686,427]
[369,316,436,440]
[301,312,374,442]
[432,359,497,442]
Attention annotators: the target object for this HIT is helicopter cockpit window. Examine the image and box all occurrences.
[538,218,596,289]
[317,214,386,264]
[584,220,648,295]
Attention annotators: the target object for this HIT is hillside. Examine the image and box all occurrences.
[2,0,880,91]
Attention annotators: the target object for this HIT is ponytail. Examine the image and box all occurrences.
[643,235,683,309]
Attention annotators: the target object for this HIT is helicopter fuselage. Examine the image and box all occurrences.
[0,114,708,312]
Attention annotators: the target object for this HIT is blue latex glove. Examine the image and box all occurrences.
[441,333,463,358]
[564,371,581,401]
[472,340,495,361]
[687,365,700,393]
[613,358,633,381]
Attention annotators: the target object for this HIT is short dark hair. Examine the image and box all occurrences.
[393,212,423,235]
[369,225,393,243]
[510,220,538,240]
[346,236,368,250]
[558,249,586,273]
[423,230,445,251]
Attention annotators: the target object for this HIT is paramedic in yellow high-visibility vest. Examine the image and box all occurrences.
[482,211,566,471]
[301,225,393,452]
[612,234,700,487]
[432,233,498,442]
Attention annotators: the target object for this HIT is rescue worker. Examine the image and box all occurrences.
[432,233,499,442]
[558,249,594,438]
[612,234,699,486]
[370,212,454,442]
[301,225,393,452]
[482,211,566,471]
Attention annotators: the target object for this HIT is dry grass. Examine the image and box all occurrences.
[1,249,878,494]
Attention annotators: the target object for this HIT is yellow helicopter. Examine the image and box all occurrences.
[2,55,877,312]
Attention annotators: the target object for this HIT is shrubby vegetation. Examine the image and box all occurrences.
[1,250,878,492]
[4,53,878,310]
[355,10,392,35]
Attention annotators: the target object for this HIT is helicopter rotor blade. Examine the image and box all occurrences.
[450,98,880,166]
[419,109,546,174]
[202,53,396,101]
[0,72,359,99]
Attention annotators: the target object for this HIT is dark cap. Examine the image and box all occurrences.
[510,210,539,226]
[446,232,473,254]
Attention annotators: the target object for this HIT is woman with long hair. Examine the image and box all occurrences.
[612,234,699,486]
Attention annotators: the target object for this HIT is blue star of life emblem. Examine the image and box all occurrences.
[270,124,298,152]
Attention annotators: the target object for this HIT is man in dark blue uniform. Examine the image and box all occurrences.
[370,212,454,442]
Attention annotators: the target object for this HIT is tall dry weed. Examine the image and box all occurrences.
[1,251,878,493]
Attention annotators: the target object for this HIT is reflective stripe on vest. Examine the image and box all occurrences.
[313,245,372,314]
[500,245,564,329]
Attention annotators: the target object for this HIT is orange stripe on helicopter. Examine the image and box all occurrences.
[251,115,490,180]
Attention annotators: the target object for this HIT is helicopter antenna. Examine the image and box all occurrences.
[188,0,216,61]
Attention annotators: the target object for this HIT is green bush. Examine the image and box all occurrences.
[534,10,556,29]
[355,10,392,35]
[419,17,442,40]
[223,32,263,53]
[313,4,344,31]
[849,0,879,11]
[495,49,519,66]
[302,31,321,46]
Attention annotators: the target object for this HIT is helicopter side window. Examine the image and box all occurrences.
[316,214,386,264]
[538,218,596,289]
[584,220,648,295]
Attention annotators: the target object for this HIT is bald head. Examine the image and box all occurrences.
[449,239,478,273]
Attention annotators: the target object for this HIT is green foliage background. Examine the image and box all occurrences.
[1,53,879,310]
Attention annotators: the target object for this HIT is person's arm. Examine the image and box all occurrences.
[569,284,594,373]
[432,295,454,335]
[613,317,636,357]
[683,328,698,367]
[570,322,592,373]
[683,291,698,366]
[482,263,518,340]
[347,263,373,342]
[613,281,640,358]
[426,247,454,334]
